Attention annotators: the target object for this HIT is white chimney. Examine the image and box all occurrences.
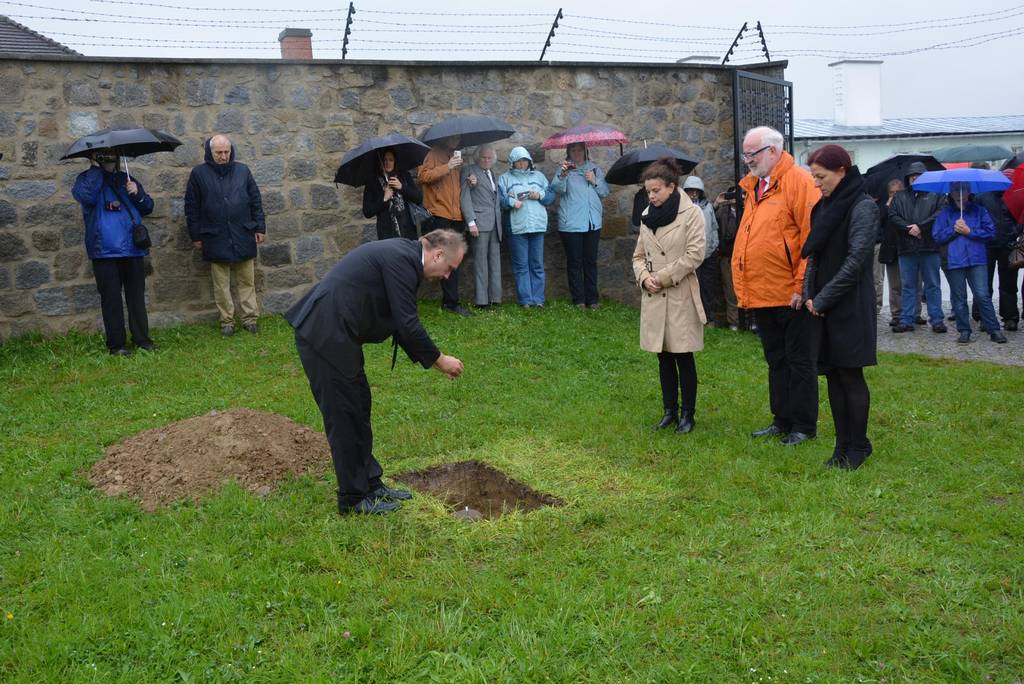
[829,60,882,127]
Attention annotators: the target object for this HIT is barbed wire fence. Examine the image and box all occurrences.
[2,0,1023,61]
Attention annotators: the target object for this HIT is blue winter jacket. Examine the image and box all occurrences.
[72,166,154,260]
[932,200,995,270]
[498,168,551,235]
[549,160,610,232]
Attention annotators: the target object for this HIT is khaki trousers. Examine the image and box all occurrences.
[211,258,258,326]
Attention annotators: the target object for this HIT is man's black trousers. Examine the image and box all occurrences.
[753,306,819,435]
[295,335,383,509]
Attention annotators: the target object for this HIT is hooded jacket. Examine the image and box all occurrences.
[72,164,154,260]
[732,151,820,308]
[184,139,266,263]
[497,147,550,235]
[888,162,943,255]
[683,176,720,258]
[932,197,996,269]
[549,152,609,232]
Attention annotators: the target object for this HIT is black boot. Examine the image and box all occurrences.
[840,441,872,470]
[824,441,849,468]
[675,410,695,434]
[655,409,678,430]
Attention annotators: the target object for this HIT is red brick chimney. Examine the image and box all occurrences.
[279,28,313,59]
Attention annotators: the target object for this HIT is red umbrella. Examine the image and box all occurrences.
[541,124,630,152]
[1004,166,1024,224]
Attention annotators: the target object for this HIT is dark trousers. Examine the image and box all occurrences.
[658,351,697,413]
[972,245,1021,324]
[560,229,601,305]
[295,335,383,510]
[92,257,151,350]
[825,367,871,452]
[425,216,466,308]
[696,250,723,323]
[754,306,818,435]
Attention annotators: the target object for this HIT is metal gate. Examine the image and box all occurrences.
[732,70,794,189]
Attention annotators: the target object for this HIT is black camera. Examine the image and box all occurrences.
[723,190,737,200]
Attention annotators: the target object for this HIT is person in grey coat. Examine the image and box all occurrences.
[683,176,721,326]
[460,145,503,308]
[802,145,878,471]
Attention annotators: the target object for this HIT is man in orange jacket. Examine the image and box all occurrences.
[732,126,821,446]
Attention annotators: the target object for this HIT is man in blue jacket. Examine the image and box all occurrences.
[71,149,156,356]
[185,135,266,336]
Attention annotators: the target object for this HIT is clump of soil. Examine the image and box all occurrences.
[393,460,563,520]
[89,408,329,511]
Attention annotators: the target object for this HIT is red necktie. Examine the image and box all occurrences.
[758,178,768,199]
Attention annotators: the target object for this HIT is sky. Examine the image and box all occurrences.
[4,0,1023,120]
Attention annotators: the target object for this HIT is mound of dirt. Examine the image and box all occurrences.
[89,408,330,511]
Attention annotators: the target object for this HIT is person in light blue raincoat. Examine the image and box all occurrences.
[550,142,610,308]
[498,146,550,306]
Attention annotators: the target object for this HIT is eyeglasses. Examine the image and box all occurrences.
[741,145,771,162]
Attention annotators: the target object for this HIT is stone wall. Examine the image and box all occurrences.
[0,56,784,340]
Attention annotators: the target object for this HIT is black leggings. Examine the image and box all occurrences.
[825,367,870,450]
[658,352,697,413]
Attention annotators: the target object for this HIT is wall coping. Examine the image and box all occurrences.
[0,53,787,71]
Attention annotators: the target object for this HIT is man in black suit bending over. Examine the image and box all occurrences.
[286,229,467,515]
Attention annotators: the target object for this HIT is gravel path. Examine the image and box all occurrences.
[876,307,1023,367]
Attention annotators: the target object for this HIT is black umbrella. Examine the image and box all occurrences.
[1001,150,1024,171]
[419,115,515,148]
[864,154,944,200]
[334,133,431,187]
[932,143,1014,164]
[605,144,699,186]
[60,127,182,160]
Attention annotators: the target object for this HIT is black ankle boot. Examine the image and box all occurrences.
[824,441,849,468]
[675,410,695,434]
[840,441,873,470]
[656,409,678,430]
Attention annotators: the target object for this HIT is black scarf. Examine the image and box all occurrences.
[802,166,865,258]
[641,190,681,233]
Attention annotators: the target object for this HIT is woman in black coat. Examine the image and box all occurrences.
[802,144,879,470]
[362,148,422,240]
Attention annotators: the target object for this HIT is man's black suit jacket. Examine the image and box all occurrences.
[285,238,440,377]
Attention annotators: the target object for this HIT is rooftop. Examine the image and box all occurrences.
[0,15,79,57]
[795,115,1024,141]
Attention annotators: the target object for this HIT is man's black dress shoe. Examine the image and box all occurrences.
[369,483,413,501]
[675,411,695,434]
[341,497,401,515]
[892,323,914,333]
[443,304,474,317]
[109,347,132,357]
[1004,320,1018,331]
[931,323,947,333]
[780,431,814,446]
[751,424,785,438]
[915,317,927,325]
[137,342,158,351]
[655,409,678,430]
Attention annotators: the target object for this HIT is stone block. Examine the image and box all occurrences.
[214,108,245,133]
[14,260,49,289]
[389,85,416,110]
[0,75,24,104]
[295,235,323,263]
[288,159,318,181]
[64,80,100,106]
[67,111,99,137]
[260,290,297,314]
[0,112,15,137]
[4,181,56,201]
[314,128,348,153]
[224,85,251,104]
[112,83,149,107]
[186,79,217,106]
[54,251,84,281]
[34,287,71,316]
[0,266,8,289]
[289,86,314,109]
[263,266,310,289]
[251,158,284,187]
[108,112,137,129]
[152,278,201,304]
[0,200,15,228]
[288,188,307,210]
[259,242,291,267]
[31,230,61,252]
[71,283,102,312]
[310,185,339,210]
[0,232,28,261]
[150,80,179,105]
[0,292,33,317]
[142,113,170,131]
[261,190,285,215]
[693,101,717,126]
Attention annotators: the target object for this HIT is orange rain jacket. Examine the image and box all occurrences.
[731,152,820,309]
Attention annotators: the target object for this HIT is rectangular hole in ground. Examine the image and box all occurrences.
[393,460,563,520]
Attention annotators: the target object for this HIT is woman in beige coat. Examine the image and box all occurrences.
[632,158,707,434]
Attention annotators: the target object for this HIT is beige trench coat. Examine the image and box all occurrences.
[632,196,707,353]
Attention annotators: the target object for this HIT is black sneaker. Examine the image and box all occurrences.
[369,483,413,501]
[990,332,1008,344]
[1004,320,1018,332]
[915,317,927,325]
[957,331,971,344]
[931,323,947,333]
[341,497,401,515]
[893,323,914,333]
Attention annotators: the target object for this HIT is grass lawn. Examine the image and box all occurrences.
[1,301,1022,682]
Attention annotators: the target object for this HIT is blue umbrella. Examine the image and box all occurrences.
[912,168,1011,218]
